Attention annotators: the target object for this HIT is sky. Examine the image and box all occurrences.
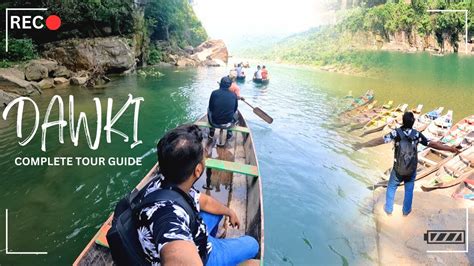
[192,0,336,45]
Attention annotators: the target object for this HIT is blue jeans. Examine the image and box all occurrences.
[200,212,259,266]
[385,169,416,215]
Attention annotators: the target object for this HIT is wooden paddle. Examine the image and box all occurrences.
[217,81,273,124]
[241,98,273,124]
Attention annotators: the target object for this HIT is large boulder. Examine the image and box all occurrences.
[36,79,54,89]
[70,76,88,85]
[53,77,69,85]
[24,62,48,81]
[0,68,41,95]
[28,59,58,73]
[52,65,71,78]
[0,90,20,107]
[43,37,136,73]
[191,39,229,66]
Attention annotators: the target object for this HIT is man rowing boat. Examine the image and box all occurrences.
[208,76,239,140]
[354,112,459,216]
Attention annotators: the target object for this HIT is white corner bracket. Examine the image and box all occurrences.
[4,8,48,52]
[427,9,469,55]
[4,209,48,255]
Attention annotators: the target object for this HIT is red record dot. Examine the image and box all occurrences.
[46,15,61,30]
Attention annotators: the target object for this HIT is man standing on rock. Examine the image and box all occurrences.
[353,112,459,216]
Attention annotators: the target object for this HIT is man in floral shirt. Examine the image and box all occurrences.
[136,124,259,265]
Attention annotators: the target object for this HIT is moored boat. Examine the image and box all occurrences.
[440,115,474,147]
[73,111,264,265]
[422,146,474,190]
[452,174,474,200]
[422,110,453,142]
[414,107,444,132]
[360,104,408,137]
[341,90,374,113]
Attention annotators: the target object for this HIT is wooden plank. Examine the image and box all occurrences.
[227,132,247,238]
[195,121,250,134]
[206,158,258,177]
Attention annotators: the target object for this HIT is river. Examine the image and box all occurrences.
[0,51,472,265]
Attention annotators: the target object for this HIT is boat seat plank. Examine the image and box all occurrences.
[206,158,258,177]
[195,121,250,134]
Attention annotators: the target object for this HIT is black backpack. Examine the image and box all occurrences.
[106,177,198,266]
[394,128,419,178]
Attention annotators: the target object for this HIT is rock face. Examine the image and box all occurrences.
[191,39,228,67]
[43,37,136,73]
[53,77,69,85]
[53,66,71,78]
[0,90,19,107]
[24,62,49,81]
[70,76,88,85]
[37,79,54,89]
[0,68,40,96]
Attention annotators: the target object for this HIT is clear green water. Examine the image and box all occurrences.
[0,52,472,265]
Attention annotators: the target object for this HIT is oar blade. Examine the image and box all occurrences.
[254,107,273,124]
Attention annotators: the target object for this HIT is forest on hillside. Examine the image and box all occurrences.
[240,0,473,69]
[0,0,207,65]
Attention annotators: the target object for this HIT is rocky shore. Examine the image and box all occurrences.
[0,37,229,107]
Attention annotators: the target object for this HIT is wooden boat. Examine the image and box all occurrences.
[422,110,453,142]
[383,104,423,133]
[253,78,269,85]
[236,75,246,82]
[440,115,474,147]
[360,104,408,137]
[374,147,455,188]
[414,107,444,132]
[344,101,394,131]
[422,146,474,190]
[341,90,374,113]
[452,173,474,200]
[73,111,264,265]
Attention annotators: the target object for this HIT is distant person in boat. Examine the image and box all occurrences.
[208,76,239,140]
[353,112,459,216]
[236,63,245,78]
[135,125,259,265]
[228,70,242,98]
[254,65,262,80]
[261,65,268,80]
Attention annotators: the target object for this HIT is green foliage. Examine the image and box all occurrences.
[0,38,38,62]
[147,44,163,65]
[340,0,473,48]
[145,0,208,48]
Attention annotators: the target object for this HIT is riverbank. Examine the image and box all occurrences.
[0,38,229,107]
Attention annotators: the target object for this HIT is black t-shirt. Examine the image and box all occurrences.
[208,88,238,125]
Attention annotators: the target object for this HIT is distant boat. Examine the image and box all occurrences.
[253,78,269,85]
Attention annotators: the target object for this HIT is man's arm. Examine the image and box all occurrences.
[428,141,459,153]
[353,137,386,150]
[200,193,240,228]
[161,241,203,266]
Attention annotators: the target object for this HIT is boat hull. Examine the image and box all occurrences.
[73,111,264,265]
